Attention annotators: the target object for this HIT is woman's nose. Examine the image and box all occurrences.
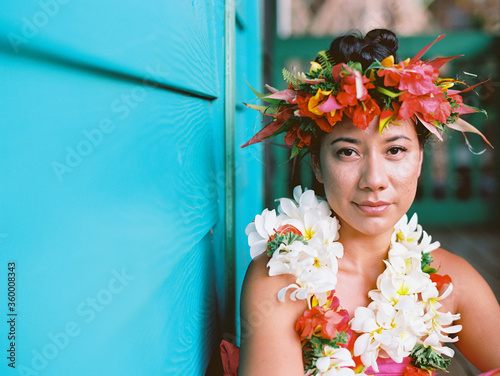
[358,154,389,191]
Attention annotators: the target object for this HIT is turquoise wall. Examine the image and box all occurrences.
[0,1,262,374]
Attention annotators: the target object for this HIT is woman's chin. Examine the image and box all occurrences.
[338,214,400,238]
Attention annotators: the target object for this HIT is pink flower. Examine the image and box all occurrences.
[398,92,445,120]
[398,62,441,96]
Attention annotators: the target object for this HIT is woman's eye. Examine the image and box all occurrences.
[387,146,407,155]
[337,148,356,157]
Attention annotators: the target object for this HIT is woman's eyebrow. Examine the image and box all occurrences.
[384,135,412,143]
[330,137,359,145]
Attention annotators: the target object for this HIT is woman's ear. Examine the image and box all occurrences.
[311,153,324,184]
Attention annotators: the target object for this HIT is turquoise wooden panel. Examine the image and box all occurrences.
[0,42,221,375]
[233,0,263,343]
[0,0,218,98]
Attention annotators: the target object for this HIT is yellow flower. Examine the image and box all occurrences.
[381,55,395,67]
[308,88,332,116]
[309,61,322,74]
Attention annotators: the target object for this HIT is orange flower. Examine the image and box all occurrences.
[430,273,452,290]
[296,91,333,132]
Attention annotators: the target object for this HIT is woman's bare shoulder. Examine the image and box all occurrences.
[241,253,306,315]
[431,247,498,310]
[239,254,307,375]
[432,248,500,370]
[430,247,475,278]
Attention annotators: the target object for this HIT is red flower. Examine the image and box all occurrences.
[295,306,326,341]
[267,224,303,248]
[295,298,351,341]
[275,224,302,236]
[326,109,344,126]
[378,67,402,87]
[284,126,312,147]
[347,96,381,130]
[326,290,340,310]
[430,273,452,290]
[336,74,374,107]
[403,365,430,376]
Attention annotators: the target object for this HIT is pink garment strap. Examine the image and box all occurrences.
[364,357,412,375]
[478,369,500,376]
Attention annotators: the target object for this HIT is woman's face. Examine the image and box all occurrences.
[313,117,423,238]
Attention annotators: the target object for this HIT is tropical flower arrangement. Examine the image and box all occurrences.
[246,186,462,375]
[242,35,490,160]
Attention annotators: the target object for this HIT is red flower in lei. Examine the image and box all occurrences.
[295,291,350,342]
[403,365,432,376]
[429,273,452,290]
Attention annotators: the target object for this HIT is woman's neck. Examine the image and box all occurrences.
[337,223,393,273]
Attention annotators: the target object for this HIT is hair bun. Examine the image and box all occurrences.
[328,29,399,70]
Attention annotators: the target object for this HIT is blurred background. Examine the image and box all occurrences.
[0,1,498,375]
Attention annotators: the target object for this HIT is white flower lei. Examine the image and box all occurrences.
[246,186,462,375]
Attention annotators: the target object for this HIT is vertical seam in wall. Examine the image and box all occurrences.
[224,0,236,335]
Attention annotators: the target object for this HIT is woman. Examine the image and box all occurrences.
[230,29,500,375]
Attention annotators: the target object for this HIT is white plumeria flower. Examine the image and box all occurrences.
[387,242,422,275]
[246,208,285,258]
[316,346,356,376]
[292,185,332,217]
[418,230,440,254]
[423,333,456,357]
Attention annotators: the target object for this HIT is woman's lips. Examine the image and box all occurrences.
[354,201,391,215]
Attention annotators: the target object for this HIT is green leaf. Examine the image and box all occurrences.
[282,67,303,89]
[245,78,282,104]
[422,265,438,274]
[421,252,434,273]
[410,344,451,371]
[365,60,386,71]
[266,231,308,257]
[347,61,363,72]
[376,86,403,98]
[316,50,333,70]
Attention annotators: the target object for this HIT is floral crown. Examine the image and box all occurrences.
[242,35,491,159]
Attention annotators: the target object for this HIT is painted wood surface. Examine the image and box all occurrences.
[0,0,265,374]
[0,41,223,374]
[0,0,219,98]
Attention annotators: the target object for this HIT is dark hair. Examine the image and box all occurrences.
[327,29,400,70]
[310,29,429,155]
